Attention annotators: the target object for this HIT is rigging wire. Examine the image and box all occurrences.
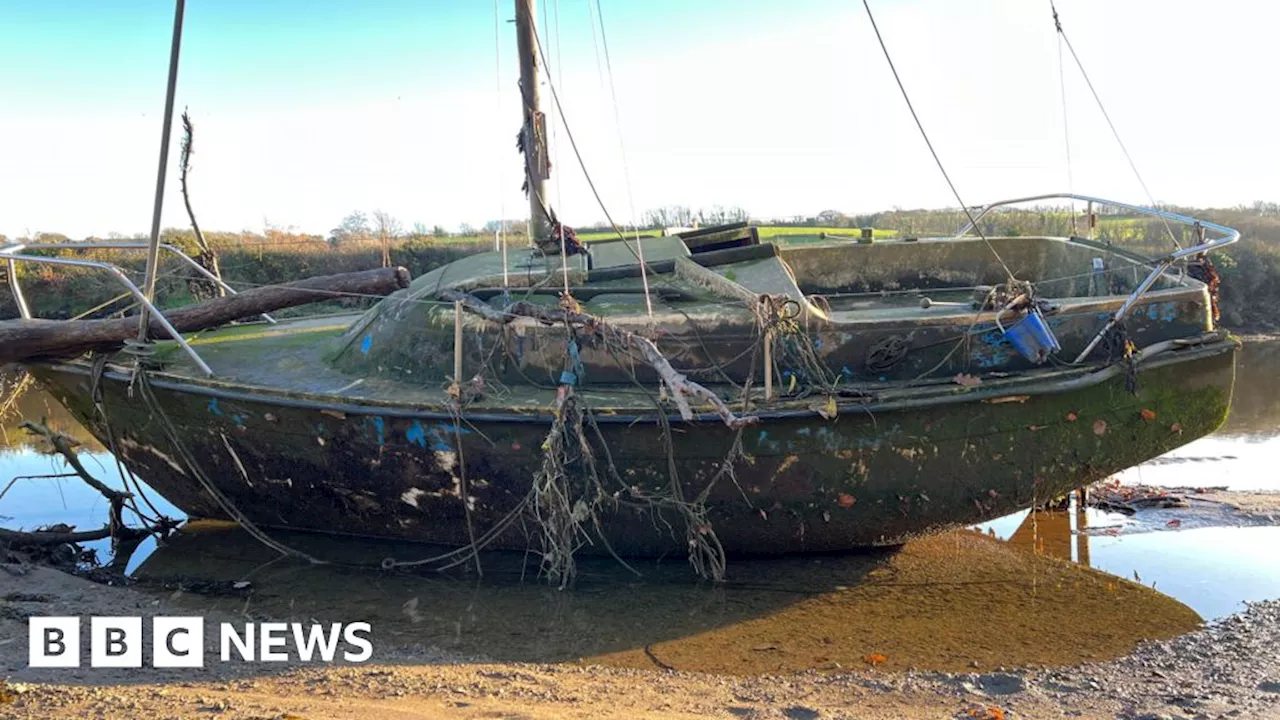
[585,0,606,92]
[594,0,653,318]
[859,0,1017,285]
[494,0,510,288]
[1048,0,1181,250]
[538,0,571,295]
[527,21,642,275]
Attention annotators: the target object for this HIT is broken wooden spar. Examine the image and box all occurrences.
[0,266,411,364]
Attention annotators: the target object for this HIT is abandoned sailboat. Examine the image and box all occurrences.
[6,1,1238,574]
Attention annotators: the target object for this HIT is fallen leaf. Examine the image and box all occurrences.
[759,509,768,521]
[1170,422,1182,434]
[837,493,856,508]
[1027,424,1047,432]
[864,652,887,666]
[953,373,983,387]
[1140,409,1157,422]
[817,395,838,420]
[1093,419,1108,436]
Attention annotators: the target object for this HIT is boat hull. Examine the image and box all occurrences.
[31,340,1236,555]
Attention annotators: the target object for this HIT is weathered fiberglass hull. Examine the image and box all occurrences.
[30,337,1235,555]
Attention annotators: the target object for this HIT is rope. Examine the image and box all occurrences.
[1052,3,1077,235]
[860,0,1017,285]
[594,0,654,319]
[1048,0,1181,250]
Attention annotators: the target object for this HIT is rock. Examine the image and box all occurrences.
[977,673,1027,695]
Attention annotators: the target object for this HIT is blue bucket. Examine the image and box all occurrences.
[1000,308,1061,364]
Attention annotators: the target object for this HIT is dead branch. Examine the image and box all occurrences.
[0,525,112,546]
[180,108,223,298]
[20,421,130,503]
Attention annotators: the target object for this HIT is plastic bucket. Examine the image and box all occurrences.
[1000,308,1061,364]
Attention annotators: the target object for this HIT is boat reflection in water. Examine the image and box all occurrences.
[133,517,1198,675]
[1006,503,1091,567]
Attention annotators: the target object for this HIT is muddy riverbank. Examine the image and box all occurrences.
[2,563,1279,719]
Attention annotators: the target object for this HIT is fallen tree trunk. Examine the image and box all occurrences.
[0,266,411,364]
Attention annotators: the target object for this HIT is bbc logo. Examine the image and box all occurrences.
[29,617,205,668]
[29,616,374,667]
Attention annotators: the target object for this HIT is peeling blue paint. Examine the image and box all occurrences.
[406,420,427,448]
[360,333,373,355]
[365,416,385,446]
[207,398,223,416]
[407,421,472,453]
[231,413,246,427]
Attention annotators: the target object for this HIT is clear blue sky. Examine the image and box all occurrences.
[1,0,1275,238]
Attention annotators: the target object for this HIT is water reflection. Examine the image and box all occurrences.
[990,506,1280,619]
[132,521,1199,674]
[1216,338,1280,438]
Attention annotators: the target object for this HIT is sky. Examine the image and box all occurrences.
[0,0,1276,239]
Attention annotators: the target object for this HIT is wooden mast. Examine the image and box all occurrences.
[515,0,550,242]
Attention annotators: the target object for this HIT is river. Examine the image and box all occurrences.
[3,340,1279,673]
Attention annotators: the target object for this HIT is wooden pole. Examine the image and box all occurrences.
[514,0,550,242]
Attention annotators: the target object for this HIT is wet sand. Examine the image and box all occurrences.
[0,529,1238,720]
[3,564,1279,719]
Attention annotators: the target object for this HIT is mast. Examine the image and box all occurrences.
[514,0,550,242]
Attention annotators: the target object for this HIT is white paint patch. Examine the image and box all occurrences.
[118,437,186,476]
[434,450,458,473]
[401,487,428,508]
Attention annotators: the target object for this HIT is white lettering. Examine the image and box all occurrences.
[342,622,373,662]
[259,622,289,661]
[291,623,343,662]
[220,623,254,662]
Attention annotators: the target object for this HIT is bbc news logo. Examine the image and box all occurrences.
[29,617,373,668]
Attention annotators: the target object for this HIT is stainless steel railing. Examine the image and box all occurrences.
[0,242,279,377]
[955,193,1240,363]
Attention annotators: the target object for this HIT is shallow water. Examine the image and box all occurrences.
[3,339,1280,672]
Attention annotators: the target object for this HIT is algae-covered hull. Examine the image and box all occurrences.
[32,338,1235,555]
